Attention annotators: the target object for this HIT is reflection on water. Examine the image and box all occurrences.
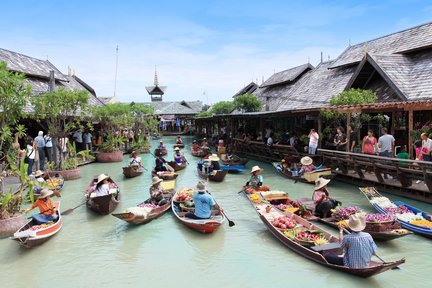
[1,136,431,288]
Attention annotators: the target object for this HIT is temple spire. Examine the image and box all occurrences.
[154,66,159,86]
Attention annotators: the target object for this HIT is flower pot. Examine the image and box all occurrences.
[49,168,81,180]
[0,213,26,238]
[96,151,123,163]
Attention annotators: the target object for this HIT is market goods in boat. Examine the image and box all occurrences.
[410,219,432,228]
[364,213,395,223]
[295,230,323,242]
[249,194,261,203]
[175,189,194,202]
[273,216,296,230]
[331,206,363,220]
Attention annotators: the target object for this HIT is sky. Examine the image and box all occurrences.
[1,0,431,104]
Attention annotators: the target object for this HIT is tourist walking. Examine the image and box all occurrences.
[44,132,53,162]
[362,130,377,155]
[377,128,395,179]
[308,128,319,155]
[334,127,347,151]
[25,136,36,175]
[420,133,432,161]
[348,124,356,152]
[34,131,46,170]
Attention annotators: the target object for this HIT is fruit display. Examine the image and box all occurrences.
[30,223,52,231]
[295,230,323,243]
[272,216,296,230]
[250,194,261,203]
[175,189,194,202]
[410,219,432,228]
[364,213,395,223]
[385,206,411,214]
[332,206,362,220]
[370,197,397,209]
[46,178,63,188]
[283,228,300,240]
[336,220,349,228]
[313,237,329,246]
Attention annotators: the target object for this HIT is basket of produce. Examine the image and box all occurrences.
[174,189,194,203]
[364,213,398,232]
[294,230,324,246]
[179,201,195,212]
[272,216,296,231]
[249,193,262,204]
[331,206,362,221]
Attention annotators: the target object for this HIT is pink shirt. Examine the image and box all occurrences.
[300,164,315,173]
[363,136,377,154]
[313,189,328,204]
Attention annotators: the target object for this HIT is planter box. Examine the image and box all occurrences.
[0,213,26,238]
[49,168,81,180]
[96,151,123,163]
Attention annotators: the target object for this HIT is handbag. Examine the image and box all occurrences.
[24,149,34,164]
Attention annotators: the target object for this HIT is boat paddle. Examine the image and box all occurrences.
[206,179,235,227]
[46,173,62,198]
[61,201,87,215]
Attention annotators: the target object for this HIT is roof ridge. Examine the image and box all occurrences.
[0,47,48,63]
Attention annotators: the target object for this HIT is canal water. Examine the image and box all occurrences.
[1,136,431,288]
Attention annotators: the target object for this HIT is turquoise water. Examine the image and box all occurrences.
[1,136,431,288]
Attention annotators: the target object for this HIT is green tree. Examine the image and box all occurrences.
[129,102,158,151]
[210,101,235,115]
[234,93,262,112]
[0,61,32,161]
[195,111,213,118]
[31,87,91,169]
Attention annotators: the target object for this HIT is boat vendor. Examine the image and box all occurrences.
[23,189,58,224]
[326,215,377,269]
[312,178,340,218]
[155,152,173,172]
[32,170,46,194]
[208,154,220,173]
[176,135,183,144]
[148,176,167,206]
[174,147,185,164]
[94,174,111,197]
[201,138,209,149]
[246,165,270,191]
[299,156,316,174]
[192,140,200,152]
[130,150,143,168]
[158,140,166,150]
[185,181,222,219]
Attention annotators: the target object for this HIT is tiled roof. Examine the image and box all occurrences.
[260,63,313,88]
[233,82,258,97]
[138,100,202,115]
[277,61,356,111]
[330,22,432,69]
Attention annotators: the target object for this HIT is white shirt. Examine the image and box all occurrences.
[44,135,53,148]
[27,144,35,159]
[60,137,69,152]
[422,138,432,153]
[83,133,92,143]
[309,132,319,147]
[267,137,273,146]
[73,131,82,143]
[95,183,110,197]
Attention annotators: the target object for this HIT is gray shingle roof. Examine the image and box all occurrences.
[260,63,314,88]
[138,100,202,115]
[233,82,258,97]
[330,22,432,69]
[277,61,356,111]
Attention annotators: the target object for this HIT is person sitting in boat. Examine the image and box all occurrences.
[326,215,377,268]
[246,166,270,192]
[155,152,168,172]
[158,140,166,150]
[201,138,209,149]
[185,181,222,219]
[298,156,316,174]
[23,189,58,224]
[312,178,340,218]
[32,170,46,194]
[149,176,167,206]
[129,150,142,168]
[94,174,111,197]
[192,140,200,152]
[281,159,289,172]
[207,154,220,174]
[176,135,183,144]
[174,147,186,164]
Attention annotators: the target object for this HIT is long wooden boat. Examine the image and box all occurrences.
[171,189,225,233]
[360,187,432,239]
[197,168,227,182]
[122,166,144,178]
[154,148,168,156]
[167,161,187,172]
[173,143,185,149]
[112,182,175,225]
[243,192,404,277]
[86,178,121,215]
[151,170,178,180]
[11,202,62,248]
[319,217,412,241]
[272,162,334,184]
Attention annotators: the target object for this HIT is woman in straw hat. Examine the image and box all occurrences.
[32,170,46,194]
[148,176,167,205]
[312,177,340,218]
[299,156,316,174]
[185,181,222,219]
[246,166,270,192]
[23,188,58,224]
[174,147,186,164]
[129,150,143,168]
[208,154,220,173]
[327,215,377,268]
[94,174,111,197]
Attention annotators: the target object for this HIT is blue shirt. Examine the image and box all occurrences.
[34,136,45,148]
[248,174,263,188]
[342,232,377,269]
[193,192,216,219]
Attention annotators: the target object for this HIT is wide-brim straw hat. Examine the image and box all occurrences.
[300,156,313,166]
[130,150,138,157]
[347,214,366,232]
[195,181,207,192]
[34,170,45,178]
[314,177,331,190]
[159,140,163,143]
[96,174,110,185]
[250,165,263,174]
[39,189,54,199]
[174,147,180,151]
[152,176,163,185]
[209,154,220,161]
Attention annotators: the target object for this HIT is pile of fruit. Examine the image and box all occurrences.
[364,213,395,223]
[410,219,432,228]
[250,194,261,203]
[46,178,62,188]
[336,220,349,228]
[273,216,296,230]
[244,186,258,194]
[295,230,323,243]
[30,223,52,231]
[385,206,411,214]
[176,190,194,202]
[332,206,362,220]
[313,237,329,246]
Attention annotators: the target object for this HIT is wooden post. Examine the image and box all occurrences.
[346,113,351,152]
[317,115,322,149]
[408,109,414,158]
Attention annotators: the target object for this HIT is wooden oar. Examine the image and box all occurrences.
[46,173,62,197]
[61,201,87,215]
[206,184,235,227]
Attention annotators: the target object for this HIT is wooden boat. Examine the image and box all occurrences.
[191,148,207,157]
[197,168,227,182]
[11,202,62,248]
[319,217,412,241]
[33,174,65,199]
[154,148,167,156]
[220,155,248,166]
[167,161,187,172]
[360,187,432,239]
[272,162,334,184]
[112,181,175,225]
[151,170,178,180]
[243,193,404,277]
[171,189,225,233]
[122,166,144,178]
[173,143,185,149]
[86,178,121,215]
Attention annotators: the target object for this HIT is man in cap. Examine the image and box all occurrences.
[185,181,222,219]
[23,189,58,224]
